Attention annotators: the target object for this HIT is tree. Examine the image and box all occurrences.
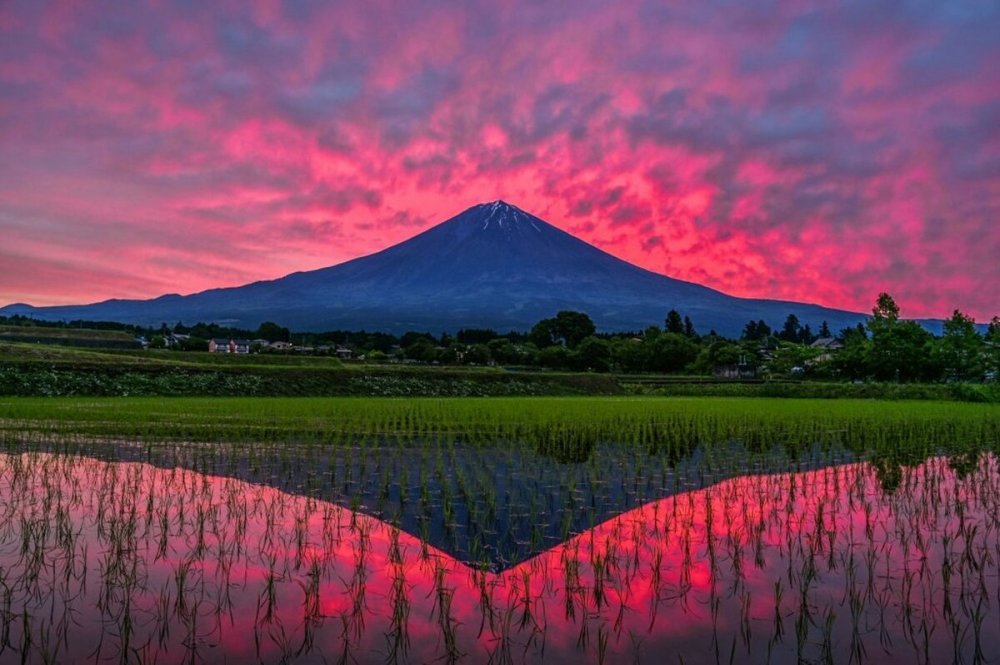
[257,321,290,342]
[529,318,556,348]
[487,338,522,365]
[463,344,491,365]
[742,319,771,342]
[819,321,831,338]
[574,336,612,372]
[531,311,596,349]
[986,316,1000,379]
[401,331,434,348]
[865,293,936,382]
[939,309,983,381]
[456,328,498,344]
[404,338,437,362]
[665,310,684,334]
[778,314,801,343]
[770,343,822,375]
[872,292,900,323]
[537,345,571,369]
[690,339,743,374]
[554,311,596,348]
[648,333,699,373]
[609,337,647,372]
[684,316,697,338]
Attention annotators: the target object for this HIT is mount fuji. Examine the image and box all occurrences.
[1,201,870,336]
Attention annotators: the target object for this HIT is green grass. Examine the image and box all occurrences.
[2,340,998,401]
[2,396,997,462]
[0,340,621,397]
[0,341,346,367]
[0,325,136,341]
[625,379,1000,402]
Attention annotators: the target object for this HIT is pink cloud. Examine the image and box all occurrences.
[0,1,997,321]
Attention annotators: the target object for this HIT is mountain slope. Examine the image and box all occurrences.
[1,201,870,335]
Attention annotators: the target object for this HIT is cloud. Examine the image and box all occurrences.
[0,0,996,320]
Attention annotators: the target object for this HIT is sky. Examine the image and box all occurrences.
[1,1,997,321]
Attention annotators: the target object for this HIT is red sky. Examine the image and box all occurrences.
[1,1,997,320]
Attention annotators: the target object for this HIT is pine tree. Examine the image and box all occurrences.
[665,310,684,334]
[683,316,697,338]
[779,314,801,342]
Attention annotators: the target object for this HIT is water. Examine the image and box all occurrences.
[1,445,999,663]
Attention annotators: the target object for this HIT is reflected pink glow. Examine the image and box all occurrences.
[2,452,1000,663]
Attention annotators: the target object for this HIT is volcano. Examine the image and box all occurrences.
[1,201,869,335]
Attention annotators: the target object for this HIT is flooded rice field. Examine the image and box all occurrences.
[3,436,1000,664]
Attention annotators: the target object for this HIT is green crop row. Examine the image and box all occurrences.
[2,396,997,463]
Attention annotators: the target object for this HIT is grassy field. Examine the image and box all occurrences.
[0,325,142,350]
[2,396,997,459]
[2,340,999,400]
[0,325,136,340]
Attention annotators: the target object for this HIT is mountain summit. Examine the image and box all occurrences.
[0,201,868,335]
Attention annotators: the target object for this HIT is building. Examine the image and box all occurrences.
[713,364,757,379]
[810,337,844,351]
[165,333,190,348]
[209,338,251,353]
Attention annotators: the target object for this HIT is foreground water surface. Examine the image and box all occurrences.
[2,440,1000,664]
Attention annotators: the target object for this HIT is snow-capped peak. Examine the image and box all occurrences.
[479,200,542,232]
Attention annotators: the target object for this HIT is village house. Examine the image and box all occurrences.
[712,364,757,380]
[165,333,190,348]
[209,338,251,354]
[809,336,845,364]
[810,337,844,351]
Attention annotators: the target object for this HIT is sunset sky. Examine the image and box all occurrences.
[1,1,997,320]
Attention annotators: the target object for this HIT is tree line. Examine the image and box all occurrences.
[3,292,997,382]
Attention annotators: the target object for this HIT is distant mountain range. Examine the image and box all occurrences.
[2,200,910,337]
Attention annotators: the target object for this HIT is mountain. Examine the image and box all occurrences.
[2,200,872,336]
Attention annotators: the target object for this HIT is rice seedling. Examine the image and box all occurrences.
[0,397,997,661]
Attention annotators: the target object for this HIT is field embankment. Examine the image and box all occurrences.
[2,341,998,400]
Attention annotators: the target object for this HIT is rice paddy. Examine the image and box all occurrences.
[1,396,999,663]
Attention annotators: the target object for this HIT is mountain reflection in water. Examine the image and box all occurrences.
[1,450,999,664]
[14,438,855,572]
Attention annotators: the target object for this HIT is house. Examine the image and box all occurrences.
[164,333,190,348]
[269,341,293,351]
[209,338,251,353]
[712,363,757,379]
[810,337,844,351]
[334,346,353,359]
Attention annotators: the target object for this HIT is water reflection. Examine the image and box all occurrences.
[12,438,855,572]
[2,451,1000,663]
